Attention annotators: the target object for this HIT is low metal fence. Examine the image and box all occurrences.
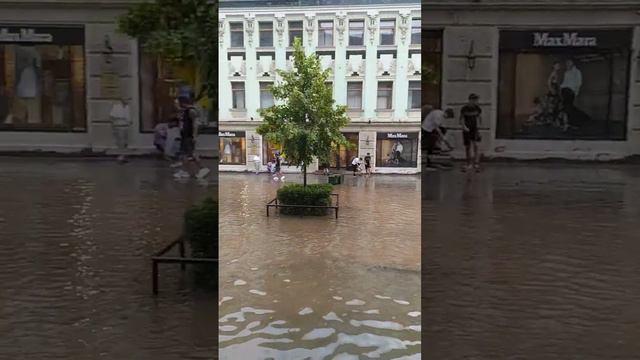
[266,193,340,219]
[151,236,218,295]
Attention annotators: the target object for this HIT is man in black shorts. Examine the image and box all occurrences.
[173,96,210,179]
[460,93,482,172]
[364,153,372,176]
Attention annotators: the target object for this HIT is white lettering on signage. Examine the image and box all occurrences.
[386,133,408,139]
[0,28,53,43]
[533,32,597,47]
[218,131,237,137]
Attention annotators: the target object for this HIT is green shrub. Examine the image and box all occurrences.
[183,196,217,288]
[276,184,333,216]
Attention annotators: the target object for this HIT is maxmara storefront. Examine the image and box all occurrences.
[425,1,640,160]
[0,1,215,156]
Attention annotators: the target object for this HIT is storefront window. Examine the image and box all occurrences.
[376,132,418,168]
[262,140,282,165]
[423,30,442,111]
[219,131,246,165]
[498,30,630,140]
[140,54,180,133]
[328,132,358,169]
[0,26,85,132]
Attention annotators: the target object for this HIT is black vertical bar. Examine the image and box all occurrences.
[179,239,186,271]
[152,260,159,295]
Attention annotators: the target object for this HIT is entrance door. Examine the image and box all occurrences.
[330,132,359,169]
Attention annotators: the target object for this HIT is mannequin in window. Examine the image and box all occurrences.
[16,57,40,124]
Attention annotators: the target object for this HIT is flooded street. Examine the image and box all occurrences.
[219,173,421,359]
[423,164,640,359]
[0,158,217,359]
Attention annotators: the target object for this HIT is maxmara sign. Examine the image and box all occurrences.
[533,32,597,47]
[0,28,53,43]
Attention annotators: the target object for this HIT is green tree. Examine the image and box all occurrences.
[257,38,351,187]
[117,0,217,111]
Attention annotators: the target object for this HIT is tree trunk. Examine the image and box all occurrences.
[303,164,307,187]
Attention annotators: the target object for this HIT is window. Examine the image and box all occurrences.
[318,20,334,47]
[408,80,421,109]
[259,21,273,47]
[0,26,86,132]
[260,82,274,109]
[219,131,246,165]
[288,21,303,46]
[230,22,244,47]
[349,20,364,46]
[497,29,630,140]
[423,30,442,112]
[347,82,362,110]
[376,132,419,168]
[411,18,420,45]
[377,81,393,110]
[379,19,396,46]
[231,82,245,110]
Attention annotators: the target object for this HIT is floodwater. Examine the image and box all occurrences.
[0,158,217,359]
[219,173,421,359]
[423,164,640,359]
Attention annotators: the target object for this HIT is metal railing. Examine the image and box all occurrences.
[266,193,339,219]
[151,237,218,295]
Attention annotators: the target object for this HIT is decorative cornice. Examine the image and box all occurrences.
[219,16,226,48]
[304,12,315,47]
[245,14,255,47]
[275,13,286,47]
[366,10,378,46]
[336,11,347,46]
[398,10,411,44]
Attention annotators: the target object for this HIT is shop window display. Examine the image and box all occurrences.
[328,132,359,169]
[376,132,418,168]
[498,30,630,140]
[0,26,85,132]
[262,140,282,165]
[219,131,246,165]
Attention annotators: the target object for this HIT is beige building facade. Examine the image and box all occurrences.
[0,1,216,156]
[425,1,640,160]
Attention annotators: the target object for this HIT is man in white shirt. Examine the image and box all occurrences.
[561,59,582,97]
[423,108,454,167]
[109,98,131,162]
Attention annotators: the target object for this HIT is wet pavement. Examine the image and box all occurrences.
[219,173,421,359]
[423,163,640,359]
[0,157,217,359]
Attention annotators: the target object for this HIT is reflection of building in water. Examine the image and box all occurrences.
[0,2,216,156]
[425,0,640,160]
[219,0,421,174]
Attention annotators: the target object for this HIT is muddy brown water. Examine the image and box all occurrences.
[0,158,217,359]
[423,164,640,359]
[219,173,421,359]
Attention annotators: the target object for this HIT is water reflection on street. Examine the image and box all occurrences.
[0,158,216,359]
[423,164,640,359]
[219,173,421,359]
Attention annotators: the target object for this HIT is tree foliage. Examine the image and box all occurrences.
[257,38,351,186]
[117,0,217,107]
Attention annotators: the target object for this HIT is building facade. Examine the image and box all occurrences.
[219,0,422,174]
[425,0,640,160]
[0,1,216,156]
